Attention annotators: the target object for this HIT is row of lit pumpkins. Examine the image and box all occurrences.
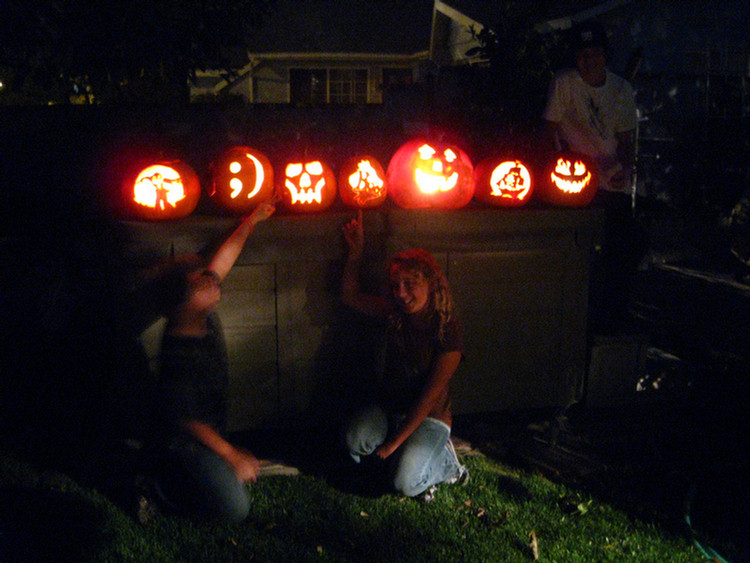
[122,138,599,221]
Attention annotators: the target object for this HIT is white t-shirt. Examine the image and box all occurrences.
[543,68,637,192]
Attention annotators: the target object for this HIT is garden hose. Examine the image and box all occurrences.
[684,480,731,563]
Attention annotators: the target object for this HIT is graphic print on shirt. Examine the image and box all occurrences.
[587,95,607,139]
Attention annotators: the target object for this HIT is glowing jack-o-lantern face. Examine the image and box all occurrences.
[123,160,200,221]
[474,157,533,207]
[209,146,274,214]
[539,151,598,207]
[278,159,337,213]
[338,155,386,208]
[386,139,474,209]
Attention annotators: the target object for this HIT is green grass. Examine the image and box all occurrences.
[0,448,708,563]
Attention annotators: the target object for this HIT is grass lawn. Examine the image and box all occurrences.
[0,423,715,563]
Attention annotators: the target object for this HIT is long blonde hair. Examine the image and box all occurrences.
[387,248,457,342]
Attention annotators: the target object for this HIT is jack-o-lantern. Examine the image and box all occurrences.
[338,155,387,208]
[122,160,201,221]
[209,146,274,214]
[538,151,599,207]
[474,157,533,207]
[278,159,337,213]
[386,139,474,209]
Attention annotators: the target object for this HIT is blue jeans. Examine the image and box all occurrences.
[344,405,462,497]
[153,435,250,523]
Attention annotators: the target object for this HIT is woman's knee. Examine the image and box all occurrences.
[390,420,451,497]
[391,465,427,497]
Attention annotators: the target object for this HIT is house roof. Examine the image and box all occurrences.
[246,0,434,55]
[434,0,632,32]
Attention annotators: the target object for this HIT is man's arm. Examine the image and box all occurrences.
[541,119,568,153]
[615,129,636,168]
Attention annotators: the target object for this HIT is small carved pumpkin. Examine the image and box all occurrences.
[538,151,599,207]
[338,155,387,208]
[123,159,201,221]
[278,159,337,213]
[474,157,533,207]
[386,139,474,209]
[209,146,274,214]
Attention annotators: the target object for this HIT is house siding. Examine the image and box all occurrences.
[193,55,426,104]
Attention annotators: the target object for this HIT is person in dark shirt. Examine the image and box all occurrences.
[340,211,468,500]
[147,200,275,523]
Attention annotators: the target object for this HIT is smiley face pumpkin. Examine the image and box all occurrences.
[209,146,274,214]
[386,139,474,209]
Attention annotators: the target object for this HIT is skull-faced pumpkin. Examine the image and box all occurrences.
[474,157,533,207]
[338,155,387,208]
[209,146,274,214]
[122,159,201,221]
[386,139,474,209]
[538,151,599,207]
[278,159,337,213]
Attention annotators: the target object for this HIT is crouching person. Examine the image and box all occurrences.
[340,211,468,501]
[143,201,274,523]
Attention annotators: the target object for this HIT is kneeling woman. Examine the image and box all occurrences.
[341,211,468,499]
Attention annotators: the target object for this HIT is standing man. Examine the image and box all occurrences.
[543,20,643,334]
[543,20,637,194]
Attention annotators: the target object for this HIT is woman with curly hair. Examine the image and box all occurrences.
[341,211,468,500]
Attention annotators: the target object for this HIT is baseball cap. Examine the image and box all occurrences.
[571,20,608,52]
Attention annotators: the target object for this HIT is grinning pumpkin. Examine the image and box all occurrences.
[538,151,599,207]
[338,155,387,208]
[123,159,201,221]
[386,139,474,209]
[473,157,533,207]
[277,159,337,213]
[209,146,274,214]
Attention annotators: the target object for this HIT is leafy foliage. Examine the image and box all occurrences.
[0,0,271,104]
[432,3,568,159]
[467,5,560,124]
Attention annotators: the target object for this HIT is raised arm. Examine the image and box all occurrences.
[207,200,276,281]
[341,209,389,317]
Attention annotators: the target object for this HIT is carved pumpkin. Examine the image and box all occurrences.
[123,160,201,221]
[209,146,274,214]
[538,151,599,207]
[473,157,533,207]
[338,155,387,208]
[386,139,474,209]
[278,159,337,213]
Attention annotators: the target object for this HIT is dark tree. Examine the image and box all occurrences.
[1,0,271,104]
[468,3,564,126]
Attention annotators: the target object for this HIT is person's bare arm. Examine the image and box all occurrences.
[341,210,389,317]
[207,200,275,281]
[542,119,566,152]
[181,420,260,482]
[374,350,462,459]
